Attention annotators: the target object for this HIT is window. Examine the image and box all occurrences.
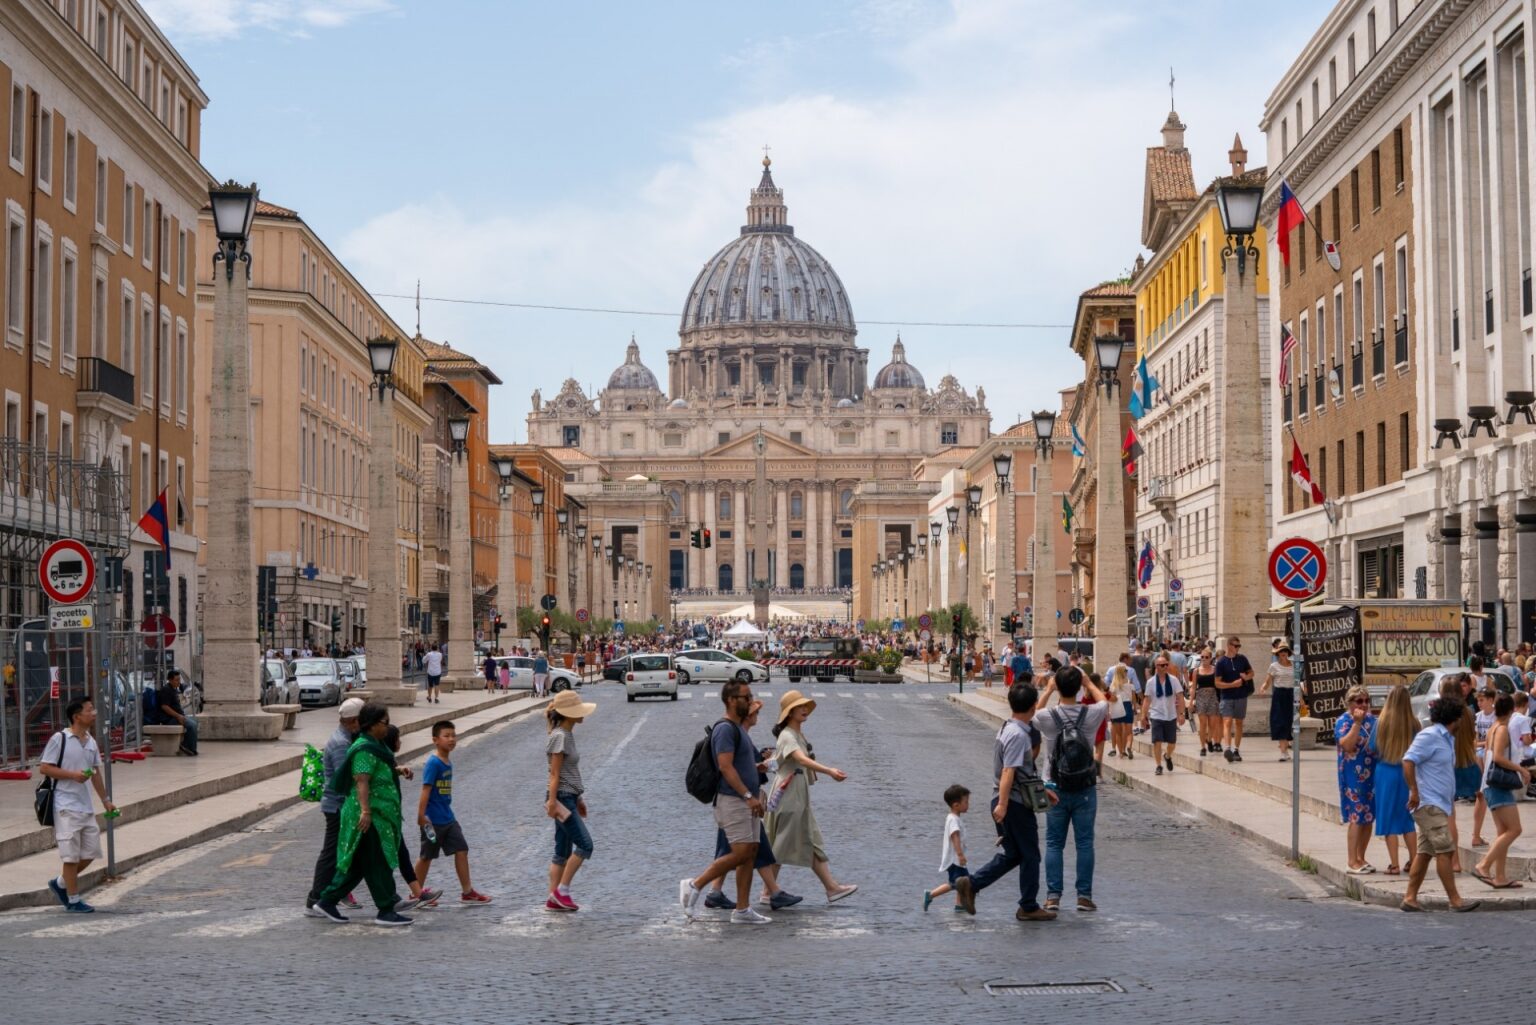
[1356,431,1366,492]
[1350,168,1360,226]
[1348,34,1357,79]
[177,229,187,290]
[1367,9,1377,56]
[94,157,106,229]
[1378,421,1388,485]
[1333,287,1346,363]
[122,183,134,254]
[59,417,71,458]
[1370,149,1382,209]
[33,229,51,354]
[1311,79,1320,121]
[620,431,635,450]
[9,85,23,169]
[5,212,24,340]
[1352,272,1365,347]
[1399,413,1410,475]
[62,131,76,208]
[36,109,51,190]
[662,431,683,447]
[139,302,152,404]
[562,425,579,447]
[837,430,857,447]
[1329,58,1338,101]
[885,430,899,447]
[790,492,803,519]
[141,196,151,265]
[1373,258,1386,335]
[176,322,188,416]
[91,272,105,357]
[789,431,802,445]
[1393,126,1405,186]
[120,288,134,370]
[159,310,171,411]
[159,215,169,281]
[60,248,76,363]
[1281,119,1289,156]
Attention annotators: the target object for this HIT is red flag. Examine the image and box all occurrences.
[1289,437,1325,505]
[1122,426,1143,476]
[137,486,172,568]
[1276,181,1305,268]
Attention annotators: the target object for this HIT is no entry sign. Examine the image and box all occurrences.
[1269,537,1327,601]
[38,538,95,605]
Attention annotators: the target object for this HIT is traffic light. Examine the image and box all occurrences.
[540,613,551,648]
[702,528,712,549]
[493,613,504,635]
[330,611,341,635]
[540,614,551,630]
[951,612,963,637]
[690,528,701,549]
[1000,614,1013,633]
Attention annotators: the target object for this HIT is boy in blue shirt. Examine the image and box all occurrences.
[414,721,492,905]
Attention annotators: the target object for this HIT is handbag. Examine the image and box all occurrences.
[33,731,68,826]
[1487,763,1524,791]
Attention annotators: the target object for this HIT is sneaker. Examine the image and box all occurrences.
[704,890,736,911]
[461,889,493,905]
[1077,896,1097,912]
[550,891,579,912]
[1223,748,1235,763]
[1164,756,1173,772]
[545,897,564,911]
[394,895,420,913]
[341,892,362,910]
[1155,764,1164,775]
[923,890,934,912]
[730,907,772,925]
[1016,907,1057,921]
[955,875,976,915]
[417,887,442,908]
[65,899,95,913]
[1124,751,1133,759]
[678,879,698,916]
[1199,746,1207,757]
[1232,750,1244,763]
[314,901,348,923]
[303,903,325,918]
[827,884,859,903]
[46,878,68,908]
[374,910,414,927]
[769,891,803,911]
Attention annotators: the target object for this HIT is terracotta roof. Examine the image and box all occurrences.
[256,200,299,219]
[1080,281,1133,299]
[1145,147,1197,204]
[419,337,503,385]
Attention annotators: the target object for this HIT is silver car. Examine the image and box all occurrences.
[293,658,343,706]
[1406,668,1469,726]
[261,658,297,705]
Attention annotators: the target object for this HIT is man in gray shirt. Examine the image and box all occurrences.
[306,698,362,914]
[957,681,1058,921]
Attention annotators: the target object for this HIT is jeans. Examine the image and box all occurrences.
[306,811,341,906]
[552,794,593,864]
[178,715,198,754]
[967,797,1042,911]
[1045,786,1097,899]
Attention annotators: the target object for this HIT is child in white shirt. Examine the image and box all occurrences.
[923,785,971,913]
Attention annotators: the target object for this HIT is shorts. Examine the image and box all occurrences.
[1112,701,1135,724]
[427,673,442,688]
[1412,805,1455,856]
[419,819,469,860]
[1484,785,1518,810]
[54,809,101,863]
[1149,719,1179,745]
[713,793,758,847]
[945,864,971,886]
[1219,696,1249,720]
[715,824,776,868]
[1194,688,1221,716]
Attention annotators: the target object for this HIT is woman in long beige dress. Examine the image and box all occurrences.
[763,690,858,904]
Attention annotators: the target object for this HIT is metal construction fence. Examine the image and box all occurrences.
[1,622,155,772]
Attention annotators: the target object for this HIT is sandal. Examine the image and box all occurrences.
[1490,880,1524,889]
[1472,869,1494,886]
[1385,864,1401,875]
[1399,900,1424,912]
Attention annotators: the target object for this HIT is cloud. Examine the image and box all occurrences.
[139,0,392,41]
[336,0,1322,441]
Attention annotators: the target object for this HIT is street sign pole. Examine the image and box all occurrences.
[93,550,116,876]
[1269,536,1326,865]
[1291,596,1304,863]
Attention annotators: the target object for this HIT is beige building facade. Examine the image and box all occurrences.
[527,160,991,619]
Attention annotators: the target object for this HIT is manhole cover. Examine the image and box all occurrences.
[985,981,1125,996]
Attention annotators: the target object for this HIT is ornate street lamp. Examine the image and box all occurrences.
[365,336,398,400]
[946,505,960,533]
[1093,335,1127,393]
[447,414,470,458]
[930,520,943,543]
[531,485,545,519]
[906,542,916,560]
[966,483,983,514]
[992,450,1013,493]
[556,507,570,534]
[209,180,259,280]
[1032,409,1057,454]
[918,535,928,555]
[1216,179,1263,279]
[575,523,588,543]
[604,543,614,562]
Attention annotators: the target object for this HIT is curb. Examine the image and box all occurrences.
[0,695,549,912]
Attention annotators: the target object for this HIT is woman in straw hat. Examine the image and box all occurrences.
[763,690,858,903]
[544,689,598,912]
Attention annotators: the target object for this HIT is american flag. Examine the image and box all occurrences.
[1278,324,1297,390]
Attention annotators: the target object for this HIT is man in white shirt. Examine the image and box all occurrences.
[423,644,444,704]
[1034,666,1110,912]
[40,699,116,913]
[1140,654,1188,775]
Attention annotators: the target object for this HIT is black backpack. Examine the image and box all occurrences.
[1050,706,1098,792]
[686,719,739,804]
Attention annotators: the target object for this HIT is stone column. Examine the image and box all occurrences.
[531,504,547,616]
[359,390,411,703]
[556,521,570,611]
[946,519,959,608]
[497,492,516,649]
[704,482,718,590]
[1213,252,1271,640]
[1030,443,1058,661]
[1095,379,1129,656]
[446,449,475,689]
[733,482,747,595]
[775,485,790,587]
[201,240,282,740]
[993,473,1015,651]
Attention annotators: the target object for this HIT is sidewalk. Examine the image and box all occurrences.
[0,687,549,910]
[949,687,1536,912]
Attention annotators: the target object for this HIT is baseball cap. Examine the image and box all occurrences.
[339,697,365,719]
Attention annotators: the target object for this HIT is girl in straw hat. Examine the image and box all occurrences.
[763,690,859,903]
[544,689,598,911]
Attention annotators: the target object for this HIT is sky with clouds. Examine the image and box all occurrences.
[145,0,1335,442]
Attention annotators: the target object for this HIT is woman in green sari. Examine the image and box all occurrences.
[314,704,412,926]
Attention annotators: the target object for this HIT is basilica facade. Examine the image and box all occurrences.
[526,160,990,619]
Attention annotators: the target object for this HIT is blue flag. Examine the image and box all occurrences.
[1127,355,1160,420]
[1070,422,1087,458]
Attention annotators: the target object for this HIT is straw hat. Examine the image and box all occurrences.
[549,689,597,719]
[776,689,816,727]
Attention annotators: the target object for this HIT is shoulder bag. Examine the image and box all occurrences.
[33,731,68,826]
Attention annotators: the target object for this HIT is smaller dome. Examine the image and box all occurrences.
[873,337,925,390]
[669,397,690,408]
[607,337,660,391]
[836,397,855,408]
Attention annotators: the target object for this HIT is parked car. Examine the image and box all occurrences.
[1406,667,1478,726]
[292,658,343,706]
[336,658,364,692]
[625,653,678,702]
[602,656,630,684]
[351,654,367,685]
[673,648,769,686]
[495,655,581,692]
[261,658,297,706]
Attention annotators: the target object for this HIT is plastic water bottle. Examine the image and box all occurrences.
[103,808,121,819]
[424,824,437,844]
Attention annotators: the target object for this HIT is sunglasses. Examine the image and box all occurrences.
[1351,698,1369,706]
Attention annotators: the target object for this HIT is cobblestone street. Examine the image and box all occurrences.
[0,683,1501,1024]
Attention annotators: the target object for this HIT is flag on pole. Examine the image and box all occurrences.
[1276,180,1306,268]
[1070,422,1087,458]
[1121,426,1143,476]
[1062,496,1074,535]
[1278,324,1298,390]
[1289,435,1326,505]
[957,536,967,569]
[1126,355,1160,420]
[1137,540,1156,589]
[137,486,172,568]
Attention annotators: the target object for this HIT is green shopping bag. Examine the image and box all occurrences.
[299,744,325,802]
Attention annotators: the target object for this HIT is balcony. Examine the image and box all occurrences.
[1394,319,1408,365]
[1146,475,1176,514]
[75,356,137,423]
[1350,346,1363,388]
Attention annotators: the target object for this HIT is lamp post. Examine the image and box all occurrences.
[930,519,944,611]
[1091,334,1129,658]
[444,412,474,688]
[574,522,588,622]
[870,562,881,621]
[358,335,408,700]
[843,593,853,624]
[1215,180,1263,280]
[590,534,602,626]
[201,180,282,738]
[604,543,615,620]
[494,455,517,655]
[554,505,570,617]
[945,505,960,610]
[906,542,917,620]
[644,563,653,621]
[991,447,1014,652]
[965,483,983,613]
[1029,409,1058,664]
[917,534,930,615]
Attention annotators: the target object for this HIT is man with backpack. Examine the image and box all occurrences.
[679,680,771,924]
[1034,666,1110,913]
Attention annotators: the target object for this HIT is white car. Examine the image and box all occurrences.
[673,648,769,686]
[624,653,678,702]
[293,658,343,706]
[494,656,582,692]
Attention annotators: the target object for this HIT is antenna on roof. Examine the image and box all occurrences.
[415,279,421,336]
[1169,67,1176,111]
